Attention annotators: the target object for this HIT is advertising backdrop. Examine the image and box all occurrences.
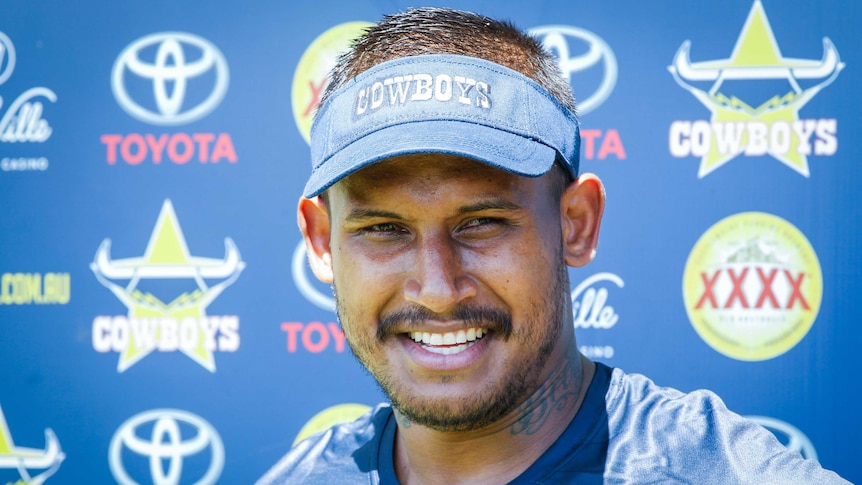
[1,0,860,483]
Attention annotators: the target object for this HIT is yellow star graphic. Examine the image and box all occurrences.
[117,201,218,371]
[699,91,816,177]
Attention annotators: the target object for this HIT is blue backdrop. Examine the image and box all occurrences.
[1,1,859,483]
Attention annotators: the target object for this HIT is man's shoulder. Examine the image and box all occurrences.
[605,367,754,446]
[256,403,393,485]
[603,367,849,484]
[605,366,721,420]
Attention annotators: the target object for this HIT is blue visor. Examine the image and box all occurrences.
[305,54,580,197]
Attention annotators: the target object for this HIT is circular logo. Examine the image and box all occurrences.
[529,25,618,115]
[0,31,16,85]
[683,212,822,361]
[291,21,373,143]
[109,409,224,485]
[746,416,818,460]
[293,403,371,446]
[112,32,229,126]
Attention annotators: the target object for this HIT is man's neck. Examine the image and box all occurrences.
[392,349,595,485]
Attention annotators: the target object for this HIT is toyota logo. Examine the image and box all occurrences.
[529,25,617,115]
[109,409,224,485]
[112,32,229,125]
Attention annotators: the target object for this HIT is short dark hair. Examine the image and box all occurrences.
[320,7,576,112]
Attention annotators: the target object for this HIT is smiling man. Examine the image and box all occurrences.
[258,7,848,485]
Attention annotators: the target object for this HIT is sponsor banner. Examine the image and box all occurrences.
[0,31,56,172]
[0,404,64,484]
[0,1,857,482]
[91,200,244,372]
[109,409,223,485]
[668,0,844,177]
[682,212,822,361]
[102,32,237,166]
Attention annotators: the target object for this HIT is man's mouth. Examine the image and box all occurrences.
[406,328,488,355]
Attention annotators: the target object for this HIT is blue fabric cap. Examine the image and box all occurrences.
[305,54,580,198]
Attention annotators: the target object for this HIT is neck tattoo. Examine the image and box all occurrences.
[510,360,581,436]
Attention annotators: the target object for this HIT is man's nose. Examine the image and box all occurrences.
[403,234,477,313]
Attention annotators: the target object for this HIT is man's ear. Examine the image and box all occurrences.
[297,196,334,283]
[560,173,605,267]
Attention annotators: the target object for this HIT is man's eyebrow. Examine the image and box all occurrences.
[344,199,521,222]
[457,199,522,214]
[345,208,403,222]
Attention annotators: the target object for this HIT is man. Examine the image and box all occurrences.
[259,7,849,484]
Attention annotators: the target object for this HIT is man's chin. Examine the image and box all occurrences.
[396,405,496,432]
[389,388,521,432]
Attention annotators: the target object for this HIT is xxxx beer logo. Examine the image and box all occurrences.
[90,200,245,372]
[668,0,844,177]
[292,22,373,143]
[683,212,822,361]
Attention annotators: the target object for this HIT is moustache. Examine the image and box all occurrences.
[377,305,512,342]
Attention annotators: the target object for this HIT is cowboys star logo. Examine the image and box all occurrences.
[91,200,244,372]
[668,0,844,177]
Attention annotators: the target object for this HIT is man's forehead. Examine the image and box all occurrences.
[325,154,542,211]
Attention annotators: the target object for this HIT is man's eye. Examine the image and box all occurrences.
[359,223,406,237]
[368,222,399,232]
[456,217,512,238]
[462,217,498,228]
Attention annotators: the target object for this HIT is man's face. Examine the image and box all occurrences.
[322,154,573,432]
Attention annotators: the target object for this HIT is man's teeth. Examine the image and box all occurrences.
[408,328,485,345]
[407,328,486,355]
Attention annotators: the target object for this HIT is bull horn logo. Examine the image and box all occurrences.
[671,37,842,88]
[92,237,243,281]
